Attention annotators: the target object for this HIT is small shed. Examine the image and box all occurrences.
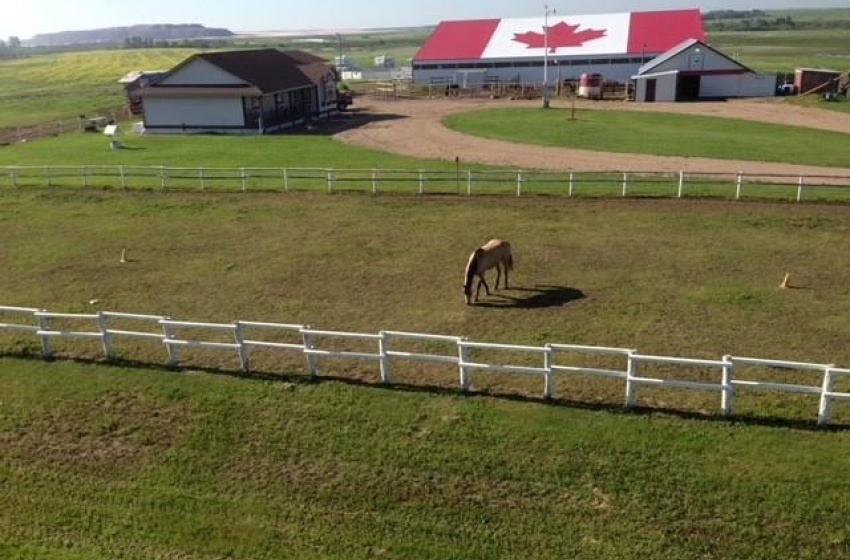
[632,39,775,102]
[794,68,841,96]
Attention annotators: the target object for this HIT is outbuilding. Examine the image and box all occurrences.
[412,9,705,88]
[140,49,341,134]
[631,39,776,102]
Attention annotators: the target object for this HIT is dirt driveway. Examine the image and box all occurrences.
[335,95,850,183]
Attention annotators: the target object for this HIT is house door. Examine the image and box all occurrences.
[645,79,656,102]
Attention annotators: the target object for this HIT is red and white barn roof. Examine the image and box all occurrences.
[415,9,704,61]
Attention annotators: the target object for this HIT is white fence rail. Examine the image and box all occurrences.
[3,165,850,201]
[1,305,849,426]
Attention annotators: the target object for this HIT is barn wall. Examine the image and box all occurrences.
[143,97,244,129]
[700,74,776,99]
[159,59,243,86]
[413,58,643,87]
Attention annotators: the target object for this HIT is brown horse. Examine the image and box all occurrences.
[463,239,514,304]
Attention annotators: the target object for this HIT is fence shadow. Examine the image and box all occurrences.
[4,352,843,433]
[474,284,586,309]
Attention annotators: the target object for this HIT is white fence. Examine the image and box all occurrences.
[2,305,848,426]
[3,165,850,201]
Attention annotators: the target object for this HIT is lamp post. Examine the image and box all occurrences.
[542,4,556,108]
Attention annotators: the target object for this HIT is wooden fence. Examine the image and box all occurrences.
[2,305,848,426]
[3,165,850,201]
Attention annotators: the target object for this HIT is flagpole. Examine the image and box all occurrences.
[543,4,556,108]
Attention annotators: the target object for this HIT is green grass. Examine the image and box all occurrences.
[443,108,850,167]
[707,29,850,73]
[2,353,849,559]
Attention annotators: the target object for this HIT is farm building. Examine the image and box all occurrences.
[412,9,705,88]
[118,70,167,115]
[794,68,842,96]
[139,49,342,135]
[631,39,776,102]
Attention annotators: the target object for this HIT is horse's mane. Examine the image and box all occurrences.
[463,248,482,289]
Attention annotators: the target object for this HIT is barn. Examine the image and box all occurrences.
[631,39,776,102]
[412,9,705,88]
[139,49,341,135]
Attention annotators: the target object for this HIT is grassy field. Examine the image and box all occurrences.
[442,108,850,167]
[1,356,849,560]
[2,191,850,559]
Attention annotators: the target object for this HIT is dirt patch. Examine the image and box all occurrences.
[335,95,850,183]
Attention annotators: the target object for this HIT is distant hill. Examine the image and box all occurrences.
[27,24,233,47]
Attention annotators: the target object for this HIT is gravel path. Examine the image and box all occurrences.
[335,95,850,184]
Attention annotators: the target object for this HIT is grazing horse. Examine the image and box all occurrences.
[463,239,514,304]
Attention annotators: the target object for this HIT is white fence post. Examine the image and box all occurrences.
[467,170,472,196]
[818,368,835,426]
[678,170,685,198]
[458,337,470,391]
[37,309,52,359]
[516,171,523,197]
[797,175,804,202]
[234,322,249,373]
[372,169,378,195]
[301,328,317,377]
[625,351,637,408]
[241,168,248,192]
[379,331,391,384]
[735,172,743,200]
[543,346,554,399]
[622,172,628,197]
[568,172,574,197]
[8,168,17,188]
[98,312,114,360]
[160,318,178,367]
[418,171,425,195]
[282,168,289,191]
[160,166,167,190]
[721,354,734,417]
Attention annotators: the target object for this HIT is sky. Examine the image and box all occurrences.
[1,0,847,40]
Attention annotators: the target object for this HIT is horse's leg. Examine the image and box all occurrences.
[476,274,490,301]
[494,264,502,290]
[503,259,509,289]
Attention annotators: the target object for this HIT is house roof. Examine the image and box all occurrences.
[150,48,333,94]
[637,38,756,76]
[414,9,704,62]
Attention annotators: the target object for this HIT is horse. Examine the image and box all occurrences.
[463,239,514,305]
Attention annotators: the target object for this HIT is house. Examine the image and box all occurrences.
[412,9,704,87]
[118,70,167,115]
[139,49,341,134]
[631,39,776,102]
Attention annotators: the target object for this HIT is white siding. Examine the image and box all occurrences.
[158,59,243,86]
[700,74,776,99]
[651,45,743,74]
[144,97,244,128]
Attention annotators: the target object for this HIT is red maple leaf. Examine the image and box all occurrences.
[513,21,607,52]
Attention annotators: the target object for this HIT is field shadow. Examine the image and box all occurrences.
[474,284,586,309]
[4,352,845,433]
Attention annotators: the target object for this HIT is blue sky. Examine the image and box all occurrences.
[2,0,847,40]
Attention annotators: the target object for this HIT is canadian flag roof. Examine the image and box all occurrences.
[414,9,704,61]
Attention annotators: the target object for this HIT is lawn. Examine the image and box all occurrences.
[443,108,850,167]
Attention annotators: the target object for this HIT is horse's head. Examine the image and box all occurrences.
[463,283,473,305]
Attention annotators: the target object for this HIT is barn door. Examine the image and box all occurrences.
[645,79,656,102]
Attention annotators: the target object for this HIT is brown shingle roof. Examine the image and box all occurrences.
[193,48,332,93]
